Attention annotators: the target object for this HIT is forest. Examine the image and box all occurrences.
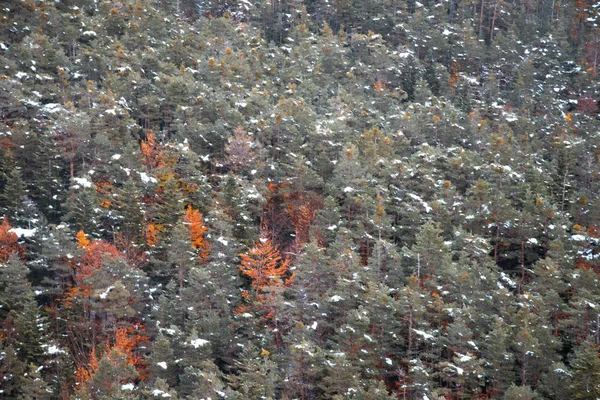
[1,0,600,398]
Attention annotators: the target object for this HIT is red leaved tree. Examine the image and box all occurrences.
[0,218,22,262]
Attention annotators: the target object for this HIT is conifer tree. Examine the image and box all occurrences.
[569,337,600,400]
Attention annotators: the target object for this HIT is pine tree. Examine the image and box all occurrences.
[147,332,178,388]
[0,167,27,221]
[0,253,48,365]
[569,337,600,400]
[502,384,538,400]
[228,344,278,399]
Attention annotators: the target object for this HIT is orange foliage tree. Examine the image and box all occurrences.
[75,326,147,392]
[76,230,90,248]
[140,132,164,170]
[76,237,121,280]
[144,223,158,246]
[239,237,290,292]
[0,218,22,262]
[184,205,209,262]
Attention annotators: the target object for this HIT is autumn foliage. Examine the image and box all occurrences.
[239,237,290,292]
[63,232,121,311]
[184,205,209,261]
[140,132,164,170]
[76,230,90,248]
[75,326,147,390]
[144,223,158,246]
[0,218,22,262]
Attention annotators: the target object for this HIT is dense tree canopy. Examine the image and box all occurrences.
[1,0,600,398]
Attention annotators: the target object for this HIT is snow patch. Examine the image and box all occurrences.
[139,172,158,184]
[189,338,210,348]
[45,345,65,355]
[157,361,168,370]
[413,329,435,340]
[9,227,36,238]
[73,177,93,188]
[42,103,63,114]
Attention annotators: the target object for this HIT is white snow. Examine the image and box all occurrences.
[46,345,65,355]
[98,286,114,300]
[73,177,93,188]
[9,227,36,238]
[554,368,572,376]
[448,363,464,375]
[500,272,517,288]
[157,361,168,370]
[408,193,432,212]
[152,389,171,397]
[585,301,596,309]
[42,103,63,114]
[139,172,158,184]
[189,338,209,348]
[571,234,588,241]
[413,329,435,340]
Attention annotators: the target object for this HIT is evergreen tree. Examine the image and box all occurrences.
[569,337,600,400]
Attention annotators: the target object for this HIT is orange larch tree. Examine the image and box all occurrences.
[76,230,90,248]
[144,223,158,246]
[184,205,209,262]
[75,326,146,394]
[239,237,290,292]
[140,132,164,170]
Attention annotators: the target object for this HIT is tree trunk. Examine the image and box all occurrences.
[490,0,499,42]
